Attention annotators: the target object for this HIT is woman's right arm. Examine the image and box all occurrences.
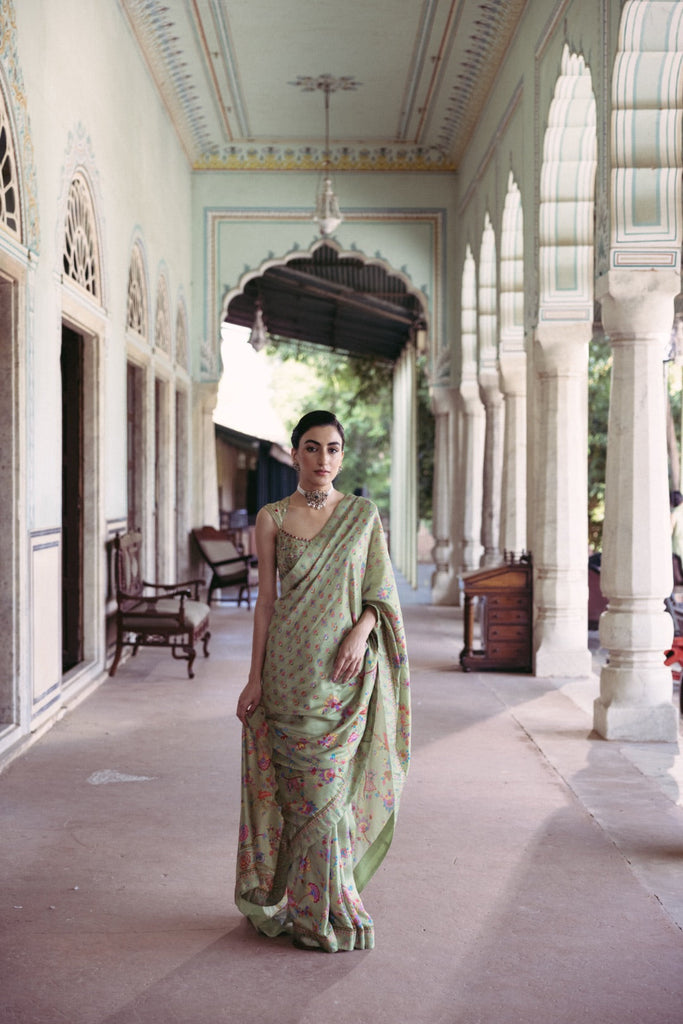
[236,509,278,725]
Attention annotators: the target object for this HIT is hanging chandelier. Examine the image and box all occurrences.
[290,74,361,237]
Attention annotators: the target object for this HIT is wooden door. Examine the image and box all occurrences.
[61,325,84,672]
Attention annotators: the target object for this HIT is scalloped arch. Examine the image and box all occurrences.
[610,0,683,270]
[539,44,596,321]
[500,173,524,349]
[221,237,429,342]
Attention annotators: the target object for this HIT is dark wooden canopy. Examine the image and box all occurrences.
[225,243,426,363]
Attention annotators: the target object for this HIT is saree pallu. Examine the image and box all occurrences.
[235,494,410,952]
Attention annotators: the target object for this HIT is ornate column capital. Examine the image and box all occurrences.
[430,384,458,418]
[498,349,526,396]
[597,269,680,338]
[534,321,592,376]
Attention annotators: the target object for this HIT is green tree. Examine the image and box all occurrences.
[588,334,612,551]
[267,339,433,526]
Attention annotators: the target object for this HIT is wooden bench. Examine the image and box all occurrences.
[110,529,211,679]
[192,526,252,607]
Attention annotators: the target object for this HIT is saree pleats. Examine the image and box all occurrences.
[235,495,410,952]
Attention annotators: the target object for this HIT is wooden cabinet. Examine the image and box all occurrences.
[460,557,532,672]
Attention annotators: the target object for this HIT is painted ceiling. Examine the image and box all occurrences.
[121,0,525,173]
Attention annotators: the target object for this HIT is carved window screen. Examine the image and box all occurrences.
[127,245,147,339]
[154,279,171,355]
[63,174,100,297]
[0,103,20,238]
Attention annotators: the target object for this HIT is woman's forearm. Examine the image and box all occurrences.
[356,604,378,642]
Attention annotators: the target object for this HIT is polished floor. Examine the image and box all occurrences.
[2,573,683,1024]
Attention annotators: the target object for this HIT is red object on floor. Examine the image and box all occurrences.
[663,637,683,681]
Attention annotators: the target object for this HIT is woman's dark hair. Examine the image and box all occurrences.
[291,410,345,450]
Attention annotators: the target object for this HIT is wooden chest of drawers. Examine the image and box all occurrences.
[460,557,532,672]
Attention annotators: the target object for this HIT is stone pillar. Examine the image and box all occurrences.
[458,380,485,573]
[192,381,219,528]
[478,367,504,567]
[533,322,592,677]
[594,269,678,741]
[431,386,459,604]
[499,349,527,558]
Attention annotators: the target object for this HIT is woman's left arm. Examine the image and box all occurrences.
[331,605,378,683]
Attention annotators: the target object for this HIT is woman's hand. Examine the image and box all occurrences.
[236,679,262,725]
[332,622,371,683]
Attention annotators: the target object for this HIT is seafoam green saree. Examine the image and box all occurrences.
[235,494,410,952]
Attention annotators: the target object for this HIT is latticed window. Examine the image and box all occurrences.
[63,174,99,297]
[0,103,20,238]
[127,245,147,338]
[175,307,188,369]
[154,279,171,354]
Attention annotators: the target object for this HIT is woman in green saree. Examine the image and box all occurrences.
[235,410,410,952]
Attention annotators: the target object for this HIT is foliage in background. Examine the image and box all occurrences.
[588,334,612,551]
[416,355,434,525]
[267,339,434,525]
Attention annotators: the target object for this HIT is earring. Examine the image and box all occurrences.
[293,460,300,472]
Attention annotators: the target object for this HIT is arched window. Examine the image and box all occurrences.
[0,100,20,238]
[63,173,100,297]
[127,244,148,338]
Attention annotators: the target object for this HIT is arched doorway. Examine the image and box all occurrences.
[222,240,428,586]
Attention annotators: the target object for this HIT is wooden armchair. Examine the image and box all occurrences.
[192,526,252,607]
[109,529,211,679]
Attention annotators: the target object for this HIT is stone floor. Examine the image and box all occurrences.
[2,572,683,1024]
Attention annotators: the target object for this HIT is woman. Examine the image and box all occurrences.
[235,410,410,952]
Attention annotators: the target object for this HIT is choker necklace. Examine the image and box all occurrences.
[297,483,332,510]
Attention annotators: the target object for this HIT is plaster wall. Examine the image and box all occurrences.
[192,170,458,381]
[14,0,194,530]
[1,0,198,762]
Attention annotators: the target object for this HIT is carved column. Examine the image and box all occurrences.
[532,322,592,677]
[458,380,485,573]
[192,381,220,528]
[594,269,678,741]
[431,386,459,604]
[478,367,504,567]
[499,349,527,558]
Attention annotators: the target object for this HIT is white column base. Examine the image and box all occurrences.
[593,695,679,742]
[431,567,460,605]
[534,646,592,678]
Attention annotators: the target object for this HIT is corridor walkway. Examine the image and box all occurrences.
[2,576,683,1024]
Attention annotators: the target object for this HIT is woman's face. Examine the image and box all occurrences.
[294,425,344,491]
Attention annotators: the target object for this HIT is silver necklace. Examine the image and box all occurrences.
[297,483,332,510]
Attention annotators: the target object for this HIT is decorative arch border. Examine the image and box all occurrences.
[500,172,524,352]
[219,237,431,367]
[478,213,497,364]
[0,0,38,252]
[538,44,597,322]
[460,246,477,382]
[57,124,107,308]
[204,208,443,384]
[610,0,683,270]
